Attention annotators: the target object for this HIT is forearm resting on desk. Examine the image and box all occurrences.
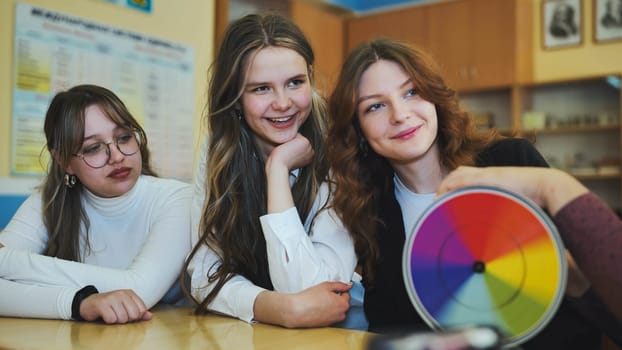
[80,290,153,324]
[253,281,352,328]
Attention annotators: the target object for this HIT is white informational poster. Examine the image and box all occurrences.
[11,2,195,181]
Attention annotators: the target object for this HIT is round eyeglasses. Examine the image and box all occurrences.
[74,131,140,169]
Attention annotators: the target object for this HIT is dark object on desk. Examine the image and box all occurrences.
[568,288,622,348]
[367,326,502,350]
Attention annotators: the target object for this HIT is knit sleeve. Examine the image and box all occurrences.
[552,193,622,316]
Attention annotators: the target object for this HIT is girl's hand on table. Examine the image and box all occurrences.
[81,289,152,324]
[255,281,352,328]
[285,281,352,328]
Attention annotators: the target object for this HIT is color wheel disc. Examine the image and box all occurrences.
[402,186,567,348]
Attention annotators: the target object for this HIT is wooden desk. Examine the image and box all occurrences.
[0,305,373,349]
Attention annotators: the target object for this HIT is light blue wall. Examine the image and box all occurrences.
[0,195,28,229]
[0,177,40,229]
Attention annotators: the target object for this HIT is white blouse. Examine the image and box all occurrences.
[187,139,357,323]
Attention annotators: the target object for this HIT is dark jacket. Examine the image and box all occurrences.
[363,138,600,349]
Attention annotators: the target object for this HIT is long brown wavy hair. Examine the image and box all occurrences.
[327,38,502,283]
[183,13,329,313]
[42,84,156,261]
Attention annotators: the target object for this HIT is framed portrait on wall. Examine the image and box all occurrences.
[542,0,583,49]
[594,0,622,42]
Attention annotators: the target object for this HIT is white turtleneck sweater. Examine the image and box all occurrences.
[0,175,192,320]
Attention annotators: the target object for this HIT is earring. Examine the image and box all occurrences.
[236,110,242,121]
[64,174,77,188]
[359,137,369,158]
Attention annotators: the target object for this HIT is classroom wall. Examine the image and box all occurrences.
[0,0,215,178]
[533,0,622,81]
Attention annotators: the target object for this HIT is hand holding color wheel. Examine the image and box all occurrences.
[403,187,567,348]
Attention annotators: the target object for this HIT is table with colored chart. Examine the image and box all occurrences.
[0,187,569,349]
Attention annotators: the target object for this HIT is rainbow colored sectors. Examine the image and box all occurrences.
[402,187,567,348]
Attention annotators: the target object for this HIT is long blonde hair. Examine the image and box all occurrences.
[184,13,329,313]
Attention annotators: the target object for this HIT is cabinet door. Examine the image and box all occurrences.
[345,0,526,91]
[426,0,471,90]
[427,0,518,91]
[347,6,428,53]
[469,0,516,89]
[291,1,346,94]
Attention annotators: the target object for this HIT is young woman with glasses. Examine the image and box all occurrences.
[0,84,192,324]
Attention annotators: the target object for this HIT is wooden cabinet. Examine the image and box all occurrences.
[290,1,350,95]
[426,0,523,91]
[346,5,428,53]
[345,0,532,91]
[464,75,622,213]
[518,76,621,214]
[425,0,469,89]
[295,0,621,212]
[518,77,620,171]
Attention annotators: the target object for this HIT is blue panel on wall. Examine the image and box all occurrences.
[126,0,152,13]
[327,0,427,13]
